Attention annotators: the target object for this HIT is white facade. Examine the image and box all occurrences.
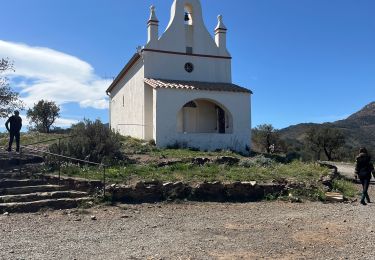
[107,0,252,153]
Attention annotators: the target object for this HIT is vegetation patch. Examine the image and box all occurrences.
[1,132,67,147]
[286,186,326,202]
[332,179,357,198]
[49,159,330,186]
[2,129,338,202]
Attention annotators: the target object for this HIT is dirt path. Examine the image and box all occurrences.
[329,162,375,186]
[1,197,375,260]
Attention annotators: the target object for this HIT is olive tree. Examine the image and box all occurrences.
[0,58,24,118]
[305,126,345,161]
[27,100,60,133]
[252,124,283,154]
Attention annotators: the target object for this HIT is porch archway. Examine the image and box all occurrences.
[177,99,233,134]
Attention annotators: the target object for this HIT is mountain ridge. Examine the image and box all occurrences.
[279,102,375,158]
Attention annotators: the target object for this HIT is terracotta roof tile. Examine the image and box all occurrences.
[144,78,252,94]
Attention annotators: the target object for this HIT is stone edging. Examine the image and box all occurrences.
[27,164,338,203]
[107,181,287,203]
[105,165,339,203]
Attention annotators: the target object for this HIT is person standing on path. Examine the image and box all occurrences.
[355,147,374,205]
[5,110,22,153]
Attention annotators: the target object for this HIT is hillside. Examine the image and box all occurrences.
[279,102,375,158]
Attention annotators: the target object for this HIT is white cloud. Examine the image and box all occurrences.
[55,117,79,128]
[0,40,111,109]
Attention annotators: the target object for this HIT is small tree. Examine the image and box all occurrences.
[0,58,24,118]
[305,126,345,161]
[27,100,60,133]
[305,127,324,160]
[252,124,282,154]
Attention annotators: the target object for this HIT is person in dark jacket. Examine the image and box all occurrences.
[355,147,374,205]
[5,111,22,152]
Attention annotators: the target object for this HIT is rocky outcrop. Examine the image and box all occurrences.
[214,156,240,165]
[191,157,211,166]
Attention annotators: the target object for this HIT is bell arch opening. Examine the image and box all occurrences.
[184,4,193,25]
[177,99,233,134]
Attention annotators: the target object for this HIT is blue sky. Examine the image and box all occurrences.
[0,0,374,131]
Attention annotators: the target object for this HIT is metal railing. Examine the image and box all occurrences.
[2,136,108,196]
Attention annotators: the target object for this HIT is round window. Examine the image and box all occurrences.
[184,62,194,73]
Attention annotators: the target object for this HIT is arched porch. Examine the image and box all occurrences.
[177,99,233,134]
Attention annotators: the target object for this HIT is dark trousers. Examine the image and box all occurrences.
[360,178,371,202]
[8,131,20,152]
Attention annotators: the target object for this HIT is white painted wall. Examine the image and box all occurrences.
[152,88,158,140]
[144,85,154,140]
[143,51,231,83]
[110,59,146,139]
[154,88,251,153]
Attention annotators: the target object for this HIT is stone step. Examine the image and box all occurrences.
[0,179,46,188]
[0,157,44,168]
[0,191,88,203]
[0,197,92,213]
[0,170,34,180]
[0,172,23,179]
[0,185,65,196]
[0,146,44,164]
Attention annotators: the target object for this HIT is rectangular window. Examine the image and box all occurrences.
[122,95,124,107]
[186,47,193,54]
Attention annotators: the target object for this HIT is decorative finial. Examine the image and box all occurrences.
[215,14,227,31]
[148,5,159,23]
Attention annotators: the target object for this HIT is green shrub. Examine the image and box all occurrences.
[332,179,357,198]
[239,155,275,168]
[49,119,124,164]
[121,136,158,155]
[287,186,326,201]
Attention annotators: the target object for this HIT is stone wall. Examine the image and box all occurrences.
[108,181,287,203]
[106,165,338,203]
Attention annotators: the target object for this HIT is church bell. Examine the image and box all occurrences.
[184,12,190,22]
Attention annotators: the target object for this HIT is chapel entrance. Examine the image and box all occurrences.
[177,99,233,134]
[217,106,225,134]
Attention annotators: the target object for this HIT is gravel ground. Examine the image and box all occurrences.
[1,185,375,260]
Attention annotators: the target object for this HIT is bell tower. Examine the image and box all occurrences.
[143,0,232,83]
[145,0,230,57]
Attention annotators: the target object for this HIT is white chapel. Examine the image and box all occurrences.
[106,0,252,153]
